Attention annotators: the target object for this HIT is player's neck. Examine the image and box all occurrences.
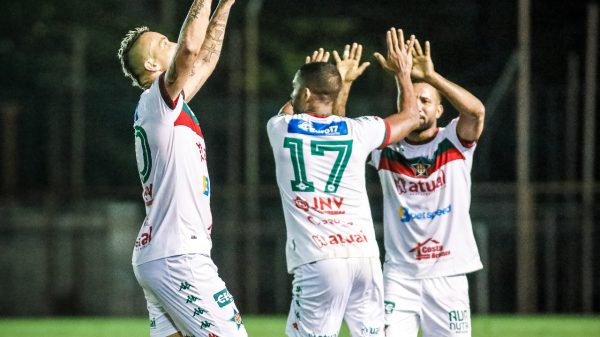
[407,127,439,144]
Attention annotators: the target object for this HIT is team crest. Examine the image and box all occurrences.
[230,309,243,330]
[410,158,431,177]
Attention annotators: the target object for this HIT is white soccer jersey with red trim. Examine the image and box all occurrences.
[267,112,390,272]
[370,118,482,278]
[132,75,213,266]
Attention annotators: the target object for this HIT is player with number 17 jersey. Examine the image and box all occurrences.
[267,112,391,272]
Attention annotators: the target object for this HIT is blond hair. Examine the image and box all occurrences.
[117,26,150,89]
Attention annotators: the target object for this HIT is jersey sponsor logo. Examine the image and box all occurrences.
[288,119,348,136]
[143,184,154,206]
[307,216,354,227]
[294,195,346,215]
[394,169,446,195]
[448,309,470,333]
[311,230,368,248]
[202,176,211,196]
[409,238,451,261]
[134,221,153,249]
[399,204,452,222]
[213,288,234,308]
[196,142,207,162]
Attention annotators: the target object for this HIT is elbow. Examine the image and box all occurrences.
[475,104,486,119]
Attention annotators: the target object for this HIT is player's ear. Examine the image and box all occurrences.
[301,87,312,101]
[436,104,444,119]
[144,58,160,72]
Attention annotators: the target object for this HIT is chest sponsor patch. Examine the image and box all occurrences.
[288,119,348,136]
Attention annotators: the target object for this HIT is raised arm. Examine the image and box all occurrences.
[332,43,371,116]
[374,28,419,144]
[411,39,485,142]
[185,0,236,100]
[163,0,213,100]
[164,0,235,102]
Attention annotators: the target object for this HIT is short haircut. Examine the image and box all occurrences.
[117,26,150,89]
[296,62,342,103]
[413,79,443,103]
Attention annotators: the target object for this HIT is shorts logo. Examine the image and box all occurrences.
[361,327,380,336]
[448,309,470,333]
[200,320,214,329]
[409,238,451,261]
[193,307,208,316]
[230,309,244,330]
[288,119,348,136]
[179,281,193,291]
[384,300,396,314]
[399,204,452,222]
[213,288,234,308]
[186,295,199,304]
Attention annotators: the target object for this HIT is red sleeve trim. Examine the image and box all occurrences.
[158,73,179,109]
[457,133,476,148]
[379,119,392,149]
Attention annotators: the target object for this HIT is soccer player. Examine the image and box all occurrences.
[370,38,486,337]
[267,28,419,337]
[117,1,247,337]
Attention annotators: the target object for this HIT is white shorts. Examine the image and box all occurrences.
[286,257,384,337]
[383,265,471,337]
[133,254,248,337]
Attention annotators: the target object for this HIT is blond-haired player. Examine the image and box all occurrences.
[117,1,247,336]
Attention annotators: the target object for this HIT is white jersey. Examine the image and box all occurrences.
[267,112,391,272]
[370,118,482,279]
[132,74,213,266]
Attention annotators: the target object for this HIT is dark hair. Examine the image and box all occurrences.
[296,62,342,103]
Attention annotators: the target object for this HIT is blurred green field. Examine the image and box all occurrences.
[0,315,599,337]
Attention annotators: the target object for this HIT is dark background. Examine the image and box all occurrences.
[0,0,598,316]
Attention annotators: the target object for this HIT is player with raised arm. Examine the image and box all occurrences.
[370,38,486,337]
[267,28,419,337]
[117,1,247,336]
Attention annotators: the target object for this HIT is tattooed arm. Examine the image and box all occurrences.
[163,0,213,100]
[184,0,235,101]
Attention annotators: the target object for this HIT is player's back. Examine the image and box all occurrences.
[267,112,390,272]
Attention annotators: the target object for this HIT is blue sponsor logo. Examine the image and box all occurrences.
[400,204,452,222]
[288,119,348,136]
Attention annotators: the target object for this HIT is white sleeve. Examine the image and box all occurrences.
[351,116,390,151]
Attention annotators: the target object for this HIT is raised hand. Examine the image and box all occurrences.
[305,48,330,64]
[411,39,435,81]
[333,43,371,83]
[374,28,415,78]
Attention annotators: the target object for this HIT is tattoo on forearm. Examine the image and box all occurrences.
[200,11,229,63]
[189,0,207,20]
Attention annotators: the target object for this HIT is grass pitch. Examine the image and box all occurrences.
[0,315,599,336]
